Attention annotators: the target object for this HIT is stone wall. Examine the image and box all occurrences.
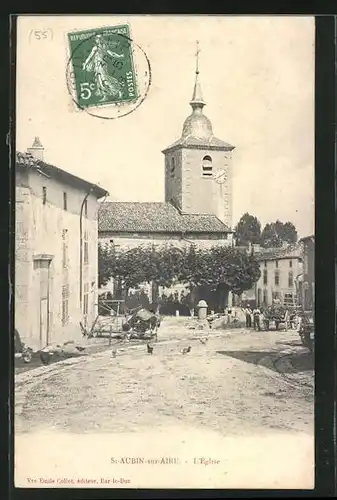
[15,168,100,348]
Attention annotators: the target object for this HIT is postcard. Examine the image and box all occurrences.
[14,15,315,489]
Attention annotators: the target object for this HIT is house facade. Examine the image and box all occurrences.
[247,243,303,308]
[298,235,315,310]
[15,139,108,349]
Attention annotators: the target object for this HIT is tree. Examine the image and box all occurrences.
[98,243,184,299]
[98,243,261,310]
[260,220,298,248]
[180,246,261,294]
[98,243,113,288]
[178,245,261,309]
[234,213,261,246]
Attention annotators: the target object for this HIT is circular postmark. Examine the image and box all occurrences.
[66,26,151,120]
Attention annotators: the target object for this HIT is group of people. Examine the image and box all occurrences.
[243,306,265,331]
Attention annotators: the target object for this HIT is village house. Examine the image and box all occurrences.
[298,235,315,310]
[241,242,304,308]
[98,52,235,306]
[15,138,109,349]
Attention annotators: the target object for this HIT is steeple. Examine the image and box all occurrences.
[162,41,235,230]
[189,41,206,110]
[181,41,212,140]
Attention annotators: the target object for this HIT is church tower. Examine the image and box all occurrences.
[162,42,235,229]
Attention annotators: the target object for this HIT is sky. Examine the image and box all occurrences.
[16,15,315,238]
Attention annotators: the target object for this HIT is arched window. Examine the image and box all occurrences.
[170,157,175,178]
[202,155,213,177]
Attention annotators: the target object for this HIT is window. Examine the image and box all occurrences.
[272,291,281,301]
[170,157,175,178]
[83,229,89,265]
[263,289,268,305]
[62,229,68,269]
[288,270,293,288]
[62,284,69,325]
[264,260,267,267]
[84,199,88,218]
[275,260,279,268]
[63,192,68,211]
[83,283,89,316]
[284,293,294,306]
[263,269,268,285]
[289,260,292,268]
[202,155,213,177]
[274,269,280,286]
[42,186,47,205]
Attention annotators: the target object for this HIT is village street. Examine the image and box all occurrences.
[15,319,314,489]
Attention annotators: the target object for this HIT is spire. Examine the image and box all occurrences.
[190,41,206,110]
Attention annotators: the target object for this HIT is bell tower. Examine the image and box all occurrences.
[162,42,235,229]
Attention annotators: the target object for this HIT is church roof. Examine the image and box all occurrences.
[98,202,231,234]
[163,134,234,153]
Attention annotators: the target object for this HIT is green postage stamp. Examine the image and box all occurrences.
[67,25,138,109]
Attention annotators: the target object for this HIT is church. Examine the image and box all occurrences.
[99,46,235,252]
[98,46,236,308]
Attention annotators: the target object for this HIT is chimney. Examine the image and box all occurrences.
[27,137,44,161]
[252,243,261,253]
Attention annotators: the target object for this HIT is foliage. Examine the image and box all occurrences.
[99,243,261,297]
[179,245,261,295]
[98,243,184,292]
[98,244,113,288]
[260,220,297,248]
[234,213,261,246]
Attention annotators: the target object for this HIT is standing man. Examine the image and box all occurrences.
[253,306,261,331]
[245,306,252,328]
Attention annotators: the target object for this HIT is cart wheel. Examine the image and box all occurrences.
[22,350,32,363]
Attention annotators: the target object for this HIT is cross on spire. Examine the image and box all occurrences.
[190,40,206,109]
[195,40,200,74]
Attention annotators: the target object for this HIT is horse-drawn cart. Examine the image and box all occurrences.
[82,295,160,343]
[122,308,161,341]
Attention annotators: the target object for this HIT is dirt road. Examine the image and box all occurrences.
[14,319,314,489]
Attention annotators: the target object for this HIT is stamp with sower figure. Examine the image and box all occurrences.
[67,25,138,110]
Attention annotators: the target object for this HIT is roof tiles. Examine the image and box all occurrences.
[98,201,231,234]
[162,135,234,152]
[256,243,302,261]
[16,151,108,199]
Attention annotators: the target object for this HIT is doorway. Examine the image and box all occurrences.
[34,256,52,347]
